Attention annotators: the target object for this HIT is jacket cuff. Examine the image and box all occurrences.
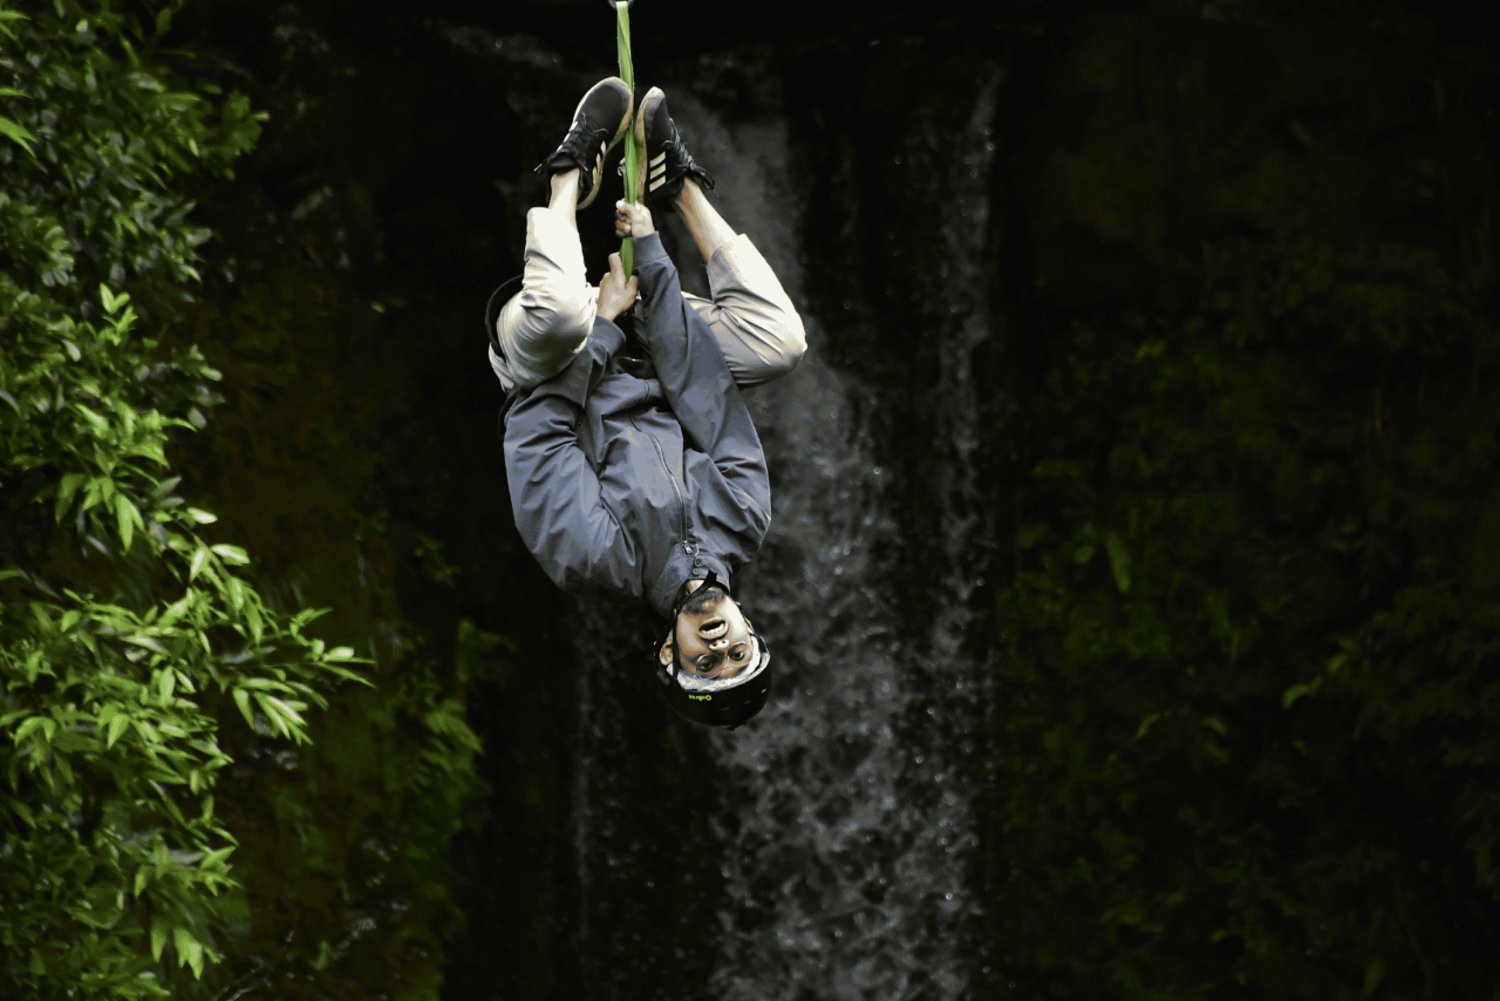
[634,231,668,267]
[592,317,626,357]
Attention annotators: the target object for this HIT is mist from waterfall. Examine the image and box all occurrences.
[556,63,1006,999]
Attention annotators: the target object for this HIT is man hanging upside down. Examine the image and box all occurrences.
[486,77,806,728]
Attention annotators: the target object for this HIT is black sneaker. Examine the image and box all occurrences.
[535,76,633,210]
[634,87,715,212]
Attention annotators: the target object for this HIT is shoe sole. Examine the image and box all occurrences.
[576,76,633,209]
[633,86,666,205]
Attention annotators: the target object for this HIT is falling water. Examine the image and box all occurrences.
[466,26,1009,999]
[699,72,1003,1000]
[564,66,996,996]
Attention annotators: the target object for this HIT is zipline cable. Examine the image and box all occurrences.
[615,0,640,274]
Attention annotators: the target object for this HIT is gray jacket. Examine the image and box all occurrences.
[502,233,772,619]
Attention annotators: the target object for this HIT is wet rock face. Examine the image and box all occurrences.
[351,13,1019,997]
[188,0,1496,995]
[441,20,1017,999]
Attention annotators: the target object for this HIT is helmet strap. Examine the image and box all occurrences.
[669,569,727,618]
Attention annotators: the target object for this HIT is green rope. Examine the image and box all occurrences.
[616,1,639,274]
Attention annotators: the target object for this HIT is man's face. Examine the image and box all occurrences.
[661,586,758,681]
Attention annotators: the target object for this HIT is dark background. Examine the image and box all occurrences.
[146,0,1500,997]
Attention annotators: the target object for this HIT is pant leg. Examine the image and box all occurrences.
[489,207,599,394]
[683,234,807,389]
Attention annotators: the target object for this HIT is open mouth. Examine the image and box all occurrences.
[698,618,728,640]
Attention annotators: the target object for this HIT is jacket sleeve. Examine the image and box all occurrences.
[633,233,772,539]
[502,319,643,595]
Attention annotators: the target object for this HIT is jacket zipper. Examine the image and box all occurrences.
[635,416,693,554]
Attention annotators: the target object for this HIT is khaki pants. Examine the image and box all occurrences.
[489,207,806,394]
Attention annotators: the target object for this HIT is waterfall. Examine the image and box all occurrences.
[462,25,1009,998]
[566,65,1004,999]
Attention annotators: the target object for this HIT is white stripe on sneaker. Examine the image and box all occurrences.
[647,151,668,193]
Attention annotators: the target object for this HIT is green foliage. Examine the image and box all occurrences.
[994,233,1500,998]
[130,5,500,992]
[0,3,362,996]
[197,617,494,1000]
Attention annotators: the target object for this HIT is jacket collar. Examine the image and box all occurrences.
[648,549,732,621]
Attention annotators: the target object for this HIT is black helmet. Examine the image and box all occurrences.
[656,631,773,729]
[654,572,773,728]
[483,275,523,359]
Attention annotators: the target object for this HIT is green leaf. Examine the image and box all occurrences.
[187,940,206,979]
[1282,681,1320,708]
[0,12,27,42]
[1135,712,1161,740]
[210,543,249,566]
[1104,532,1131,593]
[15,716,53,746]
[54,472,87,521]
[151,920,168,961]
[172,926,204,977]
[10,799,36,828]
[189,547,208,580]
[253,693,293,738]
[262,695,305,728]
[232,688,255,728]
[1364,957,1385,995]
[123,634,168,656]
[116,494,137,552]
[74,403,109,435]
[99,284,131,315]
[245,598,264,644]
[158,594,193,628]
[0,114,36,154]
[106,712,131,749]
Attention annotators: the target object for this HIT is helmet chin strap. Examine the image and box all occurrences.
[663,570,736,681]
[670,569,726,619]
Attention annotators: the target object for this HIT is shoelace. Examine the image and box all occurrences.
[561,120,612,163]
[660,135,715,190]
[534,116,612,175]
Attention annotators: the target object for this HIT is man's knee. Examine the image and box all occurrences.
[724,310,807,386]
[763,313,807,377]
[505,287,595,357]
[521,285,594,339]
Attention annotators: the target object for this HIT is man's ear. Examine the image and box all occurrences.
[657,637,674,667]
